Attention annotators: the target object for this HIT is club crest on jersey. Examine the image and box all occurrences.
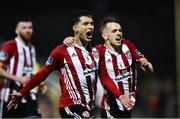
[85,55,90,61]
[0,50,8,61]
[46,56,53,65]
[86,62,94,69]
[92,50,99,59]
[84,62,96,76]
[125,51,132,60]
[82,111,90,118]
[118,63,123,69]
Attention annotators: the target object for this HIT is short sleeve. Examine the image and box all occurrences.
[44,46,63,71]
[124,40,144,60]
[0,40,16,65]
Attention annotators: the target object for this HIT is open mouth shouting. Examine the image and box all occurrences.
[86,31,93,41]
[116,38,121,41]
[115,36,123,45]
[116,36,123,42]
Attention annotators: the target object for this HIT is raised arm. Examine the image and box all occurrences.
[125,40,154,73]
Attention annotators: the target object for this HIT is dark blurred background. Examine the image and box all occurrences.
[0,0,178,118]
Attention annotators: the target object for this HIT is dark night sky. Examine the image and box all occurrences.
[0,0,175,77]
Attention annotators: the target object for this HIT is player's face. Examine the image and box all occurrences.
[16,21,33,42]
[75,16,94,42]
[103,22,122,47]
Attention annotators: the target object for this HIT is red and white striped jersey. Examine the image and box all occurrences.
[20,44,98,110]
[19,43,123,111]
[58,44,97,109]
[96,39,144,111]
[0,37,37,103]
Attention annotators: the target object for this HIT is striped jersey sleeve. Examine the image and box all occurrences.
[123,40,144,60]
[20,46,62,96]
[0,40,16,65]
[95,45,122,98]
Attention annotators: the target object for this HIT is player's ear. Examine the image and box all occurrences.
[15,29,18,35]
[15,27,19,35]
[102,33,107,41]
[15,22,20,35]
[73,25,78,31]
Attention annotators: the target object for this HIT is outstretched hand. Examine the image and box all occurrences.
[136,58,154,73]
[7,93,23,110]
[118,92,135,109]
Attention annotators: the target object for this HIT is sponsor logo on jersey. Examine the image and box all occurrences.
[136,50,142,56]
[0,50,8,61]
[115,73,132,82]
[46,56,53,65]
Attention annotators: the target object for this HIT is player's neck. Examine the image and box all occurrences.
[74,36,88,48]
[105,42,121,54]
[17,36,30,46]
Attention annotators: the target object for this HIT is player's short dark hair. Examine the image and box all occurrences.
[99,15,120,33]
[15,16,33,28]
[71,10,93,27]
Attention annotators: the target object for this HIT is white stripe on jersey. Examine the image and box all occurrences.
[62,61,80,105]
[105,50,116,79]
[122,78,130,94]
[16,38,25,77]
[64,69,76,100]
[64,107,81,119]
[30,93,36,100]
[117,55,126,69]
[81,49,96,103]
[22,97,27,103]
[103,45,136,111]
[104,97,110,110]
[92,48,100,68]
[9,56,15,75]
[25,47,31,66]
[67,47,91,107]
[122,44,132,65]
[116,98,124,111]
[65,78,78,104]
[63,58,82,105]
[105,109,115,119]
[0,88,10,102]
[2,38,37,102]
[104,49,124,110]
